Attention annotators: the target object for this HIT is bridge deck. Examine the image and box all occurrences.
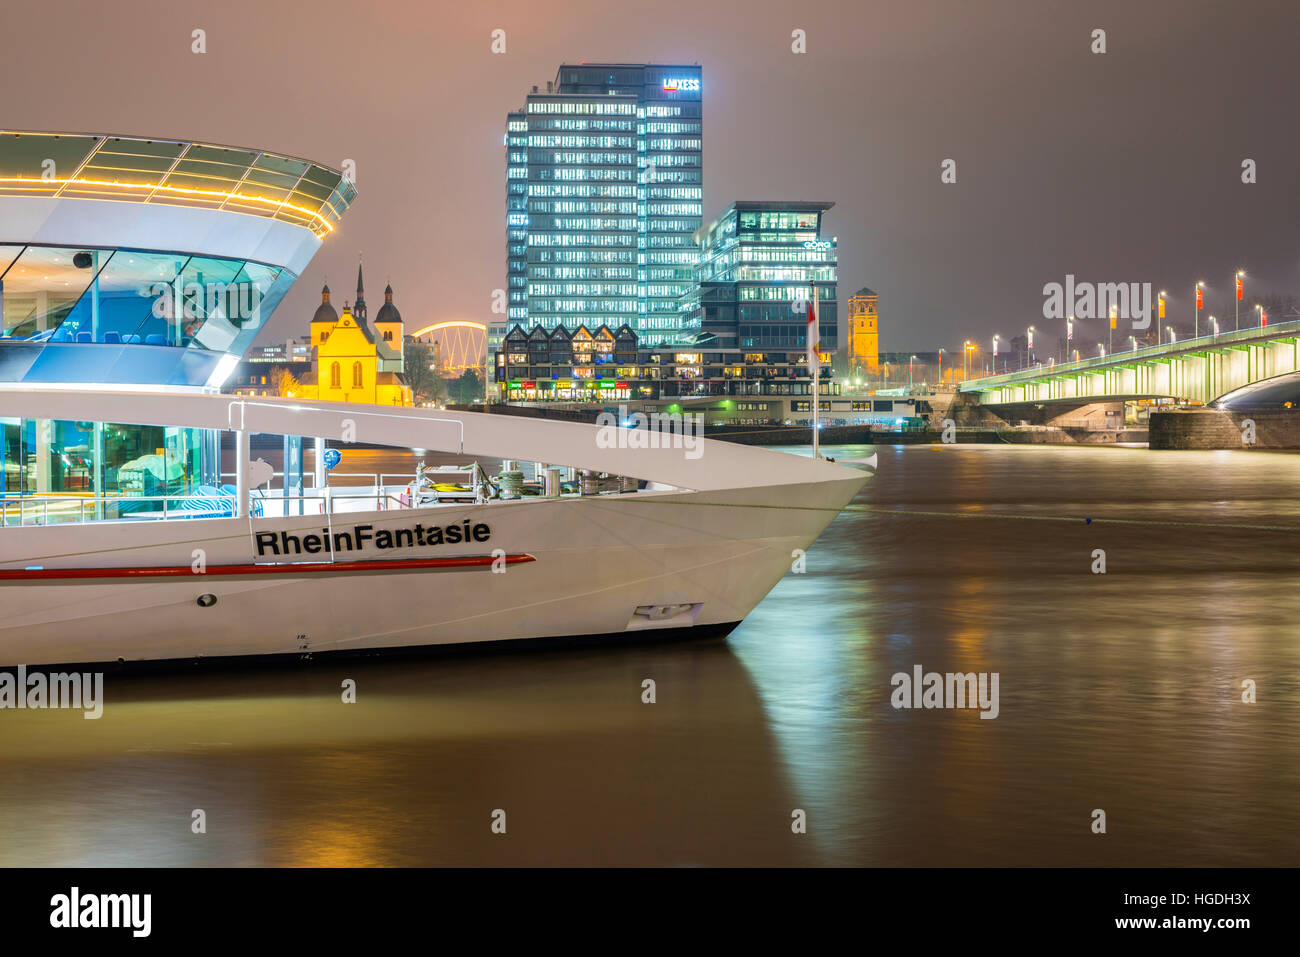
[961,319,1300,405]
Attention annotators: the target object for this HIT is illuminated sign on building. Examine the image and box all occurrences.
[661,77,700,92]
[802,240,832,251]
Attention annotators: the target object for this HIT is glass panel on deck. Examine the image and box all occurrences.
[204,262,287,357]
[53,249,188,344]
[0,245,101,339]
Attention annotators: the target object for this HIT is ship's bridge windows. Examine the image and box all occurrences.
[54,250,187,346]
[0,243,290,354]
[1,245,99,339]
[0,245,23,283]
[172,255,246,349]
[196,261,287,357]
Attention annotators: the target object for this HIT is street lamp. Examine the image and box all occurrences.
[1210,316,1218,338]
[1256,303,1266,327]
[1168,327,1177,344]
[1066,315,1074,364]
[992,335,1000,375]
[1158,291,1167,345]
[1026,325,1036,369]
[963,340,975,380]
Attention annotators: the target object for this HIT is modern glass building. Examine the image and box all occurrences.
[0,130,353,499]
[687,201,839,358]
[505,63,703,346]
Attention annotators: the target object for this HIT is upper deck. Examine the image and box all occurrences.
[0,131,354,389]
[0,131,355,238]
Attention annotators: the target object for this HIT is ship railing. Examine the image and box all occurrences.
[255,490,414,518]
[218,471,423,490]
[218,470,398,487]
[0,489,416,527]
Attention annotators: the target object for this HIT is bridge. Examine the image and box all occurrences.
[960,318,1300,405]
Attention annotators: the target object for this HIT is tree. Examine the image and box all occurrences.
[448,368,484,405]
[404,340,445,406]
[270,365,300,397]
[1251,293,1300,323]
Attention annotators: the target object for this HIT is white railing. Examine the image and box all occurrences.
[218,471,421,488]
[0,488,415,527]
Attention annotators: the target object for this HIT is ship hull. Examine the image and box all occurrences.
[0,478,862,667]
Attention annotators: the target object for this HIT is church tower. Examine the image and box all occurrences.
[373,281,406,370]
[848,287,880,376]
[309,282,339,349]
[353,258,368,324]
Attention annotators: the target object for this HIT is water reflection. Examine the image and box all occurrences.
[0,644,809,866]
[735,442,1300,865]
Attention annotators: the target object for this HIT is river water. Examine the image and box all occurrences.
[3,443,1299,866]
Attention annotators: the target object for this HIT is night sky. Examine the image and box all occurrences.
[5,0,1298,352]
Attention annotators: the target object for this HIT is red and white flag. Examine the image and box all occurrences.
[806,284,820,369]
[1237,276,1244,301]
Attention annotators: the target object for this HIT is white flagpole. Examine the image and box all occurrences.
[811,282,820,458]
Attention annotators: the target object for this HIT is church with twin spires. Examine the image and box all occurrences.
[298,260,412,406]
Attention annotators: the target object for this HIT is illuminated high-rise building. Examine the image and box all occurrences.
[688,201,839,359]
[505,63,703,346]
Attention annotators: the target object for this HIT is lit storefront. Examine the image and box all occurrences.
[493,321,838,404]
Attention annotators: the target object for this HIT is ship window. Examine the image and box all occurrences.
[2,245,109,339]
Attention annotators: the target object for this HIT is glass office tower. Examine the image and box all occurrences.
[505,63,703,347]
[689,201,839,356]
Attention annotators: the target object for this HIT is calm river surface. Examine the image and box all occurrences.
[3,443,1299,866]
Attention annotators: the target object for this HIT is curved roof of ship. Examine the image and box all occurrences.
[0,130,356,237]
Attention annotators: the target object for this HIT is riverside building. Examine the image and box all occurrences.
[505,63,703,346]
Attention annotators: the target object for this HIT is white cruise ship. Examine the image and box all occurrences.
[0,131,867,667]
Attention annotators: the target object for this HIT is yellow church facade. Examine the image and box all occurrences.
[298,264,412,406]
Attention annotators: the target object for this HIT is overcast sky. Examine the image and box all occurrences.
[5,0,1298,351]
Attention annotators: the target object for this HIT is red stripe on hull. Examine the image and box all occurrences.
[0,554,535,581]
